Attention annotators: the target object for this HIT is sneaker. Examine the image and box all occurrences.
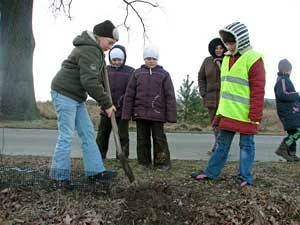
[195,173,211,181]
[240,181,248,187]
[232,176,253,188]
[191,171,203,179]
[88,170,117,182]
[275,141,294,161]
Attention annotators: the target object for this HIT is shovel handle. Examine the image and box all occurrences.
[103,68,124,157]
[103,67,135,183]
[111,112,123,156]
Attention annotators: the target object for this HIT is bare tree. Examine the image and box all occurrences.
[0,0,159,120]
[0,0,39,120]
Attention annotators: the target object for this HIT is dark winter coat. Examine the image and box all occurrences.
[122,65,177,123]
[274,73,300,130]
[198,38,225,109]
[101,45,135,118]
[51,31,112,109]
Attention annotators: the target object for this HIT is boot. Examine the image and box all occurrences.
[289,152,300,161]
[156,162,171,171]
[275,140,294,161]
[288,143,300,161]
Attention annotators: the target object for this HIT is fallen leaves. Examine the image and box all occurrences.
[1,156,300,224]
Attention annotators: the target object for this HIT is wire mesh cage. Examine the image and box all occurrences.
[0,158,113,193]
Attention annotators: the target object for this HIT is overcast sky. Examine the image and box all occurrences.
[32,0,300,101]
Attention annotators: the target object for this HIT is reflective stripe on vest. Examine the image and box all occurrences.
[216,50,263,122]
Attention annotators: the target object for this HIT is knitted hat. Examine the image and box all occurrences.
[219,22,250,54]
[93,20,119,41]
[278,59,292,73]
[109,48,124,60]
[143,46,159,59]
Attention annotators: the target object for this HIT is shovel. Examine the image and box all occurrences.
[103,68,135,183]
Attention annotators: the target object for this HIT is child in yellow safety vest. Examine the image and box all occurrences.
[191,22,266,187]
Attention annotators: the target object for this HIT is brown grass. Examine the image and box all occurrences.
[1,156,300,224]
[1,101,283,134]
[37,101,57,120]
[259,108,284,135]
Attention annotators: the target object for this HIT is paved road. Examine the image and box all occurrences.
[0,128,288,161]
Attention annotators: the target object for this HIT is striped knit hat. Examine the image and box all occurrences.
[219,22,251,54]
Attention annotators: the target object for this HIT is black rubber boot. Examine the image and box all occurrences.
[288,142,300,161]
[275,139,294,161]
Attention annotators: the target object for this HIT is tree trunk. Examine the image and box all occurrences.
[0,0,39,120]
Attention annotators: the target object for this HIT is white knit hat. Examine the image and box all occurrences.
[109,48,124,60]
[143,46,159,59]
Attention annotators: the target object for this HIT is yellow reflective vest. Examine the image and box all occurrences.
[216,50,263,123]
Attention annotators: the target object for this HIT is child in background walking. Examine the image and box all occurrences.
[122,46,177,170]
[274,59,300,162]
[96,45,134,159]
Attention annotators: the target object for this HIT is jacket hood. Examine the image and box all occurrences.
[72,31,100,48]
[220,22,252,55]
[108,44,127,66]
[208,38,226,58]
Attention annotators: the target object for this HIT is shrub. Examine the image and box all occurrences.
[37,101,56,119]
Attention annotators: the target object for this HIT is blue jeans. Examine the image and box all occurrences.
[50,90,106,180]
[204,129,255,184]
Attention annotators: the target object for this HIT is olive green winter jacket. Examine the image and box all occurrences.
[51,31,112,109]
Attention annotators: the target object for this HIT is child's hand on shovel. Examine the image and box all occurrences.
[105,105,116,118]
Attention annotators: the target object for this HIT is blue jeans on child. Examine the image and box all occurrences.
[204,129,255,184]
[50,90,106,180]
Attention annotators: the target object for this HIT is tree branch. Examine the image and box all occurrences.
[50,0,73,20]
[121,0,159,45]
[129,0,159,8]
[49,0,160,44]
